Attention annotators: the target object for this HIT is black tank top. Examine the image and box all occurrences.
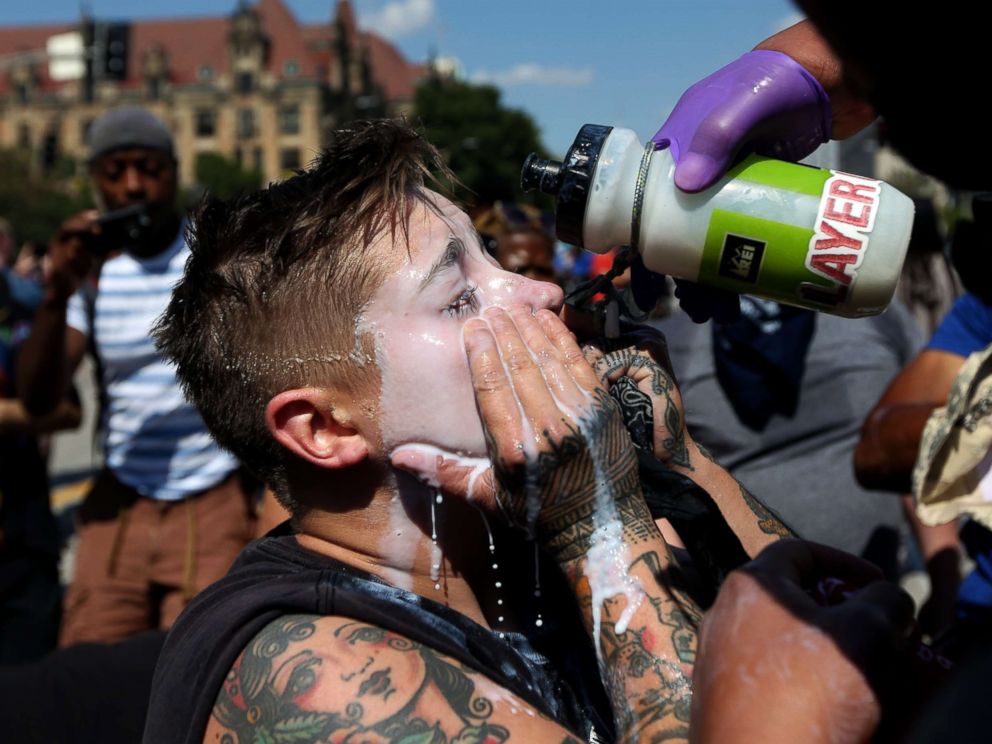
[142,524,614,743]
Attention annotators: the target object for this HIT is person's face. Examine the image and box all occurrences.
[361,193,564,458]
[495,231,556,282]
[90,147,177,216]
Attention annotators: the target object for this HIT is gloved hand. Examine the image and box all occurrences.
[652,49,832,193]
[635,50,832,322]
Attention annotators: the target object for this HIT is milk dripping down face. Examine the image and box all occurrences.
[361,192,564,458]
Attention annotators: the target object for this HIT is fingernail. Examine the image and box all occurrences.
[483,306,504,320]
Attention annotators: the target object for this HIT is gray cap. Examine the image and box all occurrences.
[87,106,175,163]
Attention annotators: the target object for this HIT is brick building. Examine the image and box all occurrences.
[0,0,425,185]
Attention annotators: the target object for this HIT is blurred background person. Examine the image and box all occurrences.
[1,217,81,665]
[474,200,557,282]
[17,107,257,647]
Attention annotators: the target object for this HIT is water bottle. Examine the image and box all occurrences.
[522,124,915,317]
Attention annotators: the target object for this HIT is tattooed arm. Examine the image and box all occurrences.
[204,614,586,744]
[448,306,700,742]
[585,330,793,555]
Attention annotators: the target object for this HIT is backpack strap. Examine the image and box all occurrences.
[79,277,109,461]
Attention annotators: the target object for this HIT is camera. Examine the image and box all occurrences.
[91,204,152,255]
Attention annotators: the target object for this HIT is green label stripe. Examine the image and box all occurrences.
[699,208,837,304]
[725,154,831,197]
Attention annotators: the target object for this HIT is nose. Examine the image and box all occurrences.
[512,274,564,314]
[123,165,146,199]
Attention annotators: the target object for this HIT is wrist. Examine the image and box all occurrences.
[539,488,655,565]
[42,285,73,308]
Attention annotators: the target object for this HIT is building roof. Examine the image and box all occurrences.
[0,22,74,95]
[0,0,422,100]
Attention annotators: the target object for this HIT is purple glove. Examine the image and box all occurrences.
[651,50,831,193]
[634,50,831,323]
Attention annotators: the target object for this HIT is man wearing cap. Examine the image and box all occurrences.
[17,107,256,646]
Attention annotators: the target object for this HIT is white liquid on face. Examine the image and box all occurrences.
[357,195,566,617]
[391,443,491,493]
[360,197,563,461]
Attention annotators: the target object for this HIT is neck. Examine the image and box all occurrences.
[293,464,513,629]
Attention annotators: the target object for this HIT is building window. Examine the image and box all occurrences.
[17,123,31,149]
[237,109,255,139]
[15,84,29,104]
[278,104,300,135]
[253,147,263,172]
[195,109,216,138]
[283,60,300,77]
[237,72,254,94]
[280,148,300,171]
[198,65,213,81]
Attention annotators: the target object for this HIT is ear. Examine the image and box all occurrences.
[266,388,368,470]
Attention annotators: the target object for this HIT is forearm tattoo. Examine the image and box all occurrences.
[739,483,794,538]
[488,386,642,560]
[697,441,794,539]
[571,548,700,743]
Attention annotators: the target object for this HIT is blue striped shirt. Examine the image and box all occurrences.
[67,228,238,501]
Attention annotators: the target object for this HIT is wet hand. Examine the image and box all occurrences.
[394,306,640,541]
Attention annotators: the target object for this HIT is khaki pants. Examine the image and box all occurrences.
[59,468,256,646]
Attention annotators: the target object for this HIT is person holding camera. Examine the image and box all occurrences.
[17,107,256,646]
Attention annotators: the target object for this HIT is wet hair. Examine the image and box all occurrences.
[155,120,452,510]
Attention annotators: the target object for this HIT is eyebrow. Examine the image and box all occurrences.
[418,235,465,292]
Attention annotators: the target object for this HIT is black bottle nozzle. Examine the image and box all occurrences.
[521,153,563,195]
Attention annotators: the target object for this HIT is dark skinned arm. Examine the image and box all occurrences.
[854,349,966,493]
[753,19,877,139]
[0,397,81,436]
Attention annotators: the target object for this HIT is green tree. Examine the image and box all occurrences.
[413,79,551,206]
[194,152,262,201]
[0,148,93,248]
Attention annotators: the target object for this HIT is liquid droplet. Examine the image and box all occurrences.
[429,490,442,584]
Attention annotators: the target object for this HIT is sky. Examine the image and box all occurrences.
[0,0,803,157]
